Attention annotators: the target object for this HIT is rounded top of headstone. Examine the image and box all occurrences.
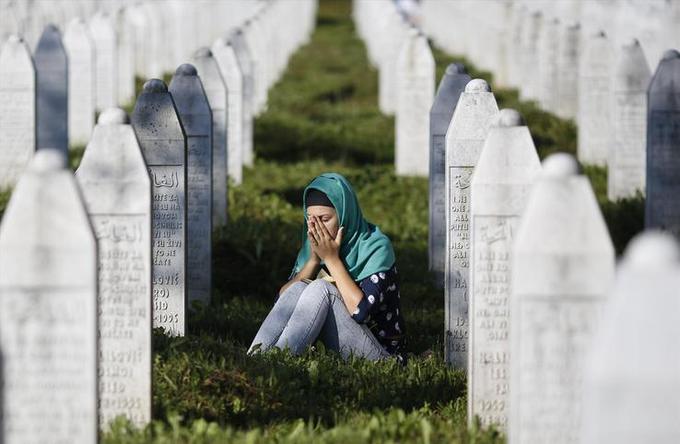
[143,78,167,93]
[98,107,129,125]
[214,36,227,47]
[175,63,197,76]
[31,148,67,172]
[446,63,467,75]
[662,49,680,60]
[625,231,680,268]
[194,47,212,58]
[542,153,579,178]
[627,38,641,48]
[494,109,524,127]
[45,23,59,32]
[7,34,23,44]
[465,79,491,93]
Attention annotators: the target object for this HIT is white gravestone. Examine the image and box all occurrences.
[556,22,580,120]
[645,49,680,237]
[580,232,680,444]
[116,7,136,106]
[34,24,68,155]
[428,63,470,287]
[131,79,187,337]
[229,29,254,167]
[0,35,35,188]
[608,39,650,201]
[75,108,152,428]
[89,12,118,111]
[467,109,541,431]
[169,64,213,306]
[213,37,245,185]
[395,29,435,177]
[0,148,97,443]
[538,18,560,113]
[519,11,542,101]
[64,18,95,148]
[578,31,613,166]
[444,79,499,368]
[193,47,228,228]
[509,153,615,444]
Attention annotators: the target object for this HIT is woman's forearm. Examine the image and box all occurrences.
[279,258,321,295]
[324,256,364,313]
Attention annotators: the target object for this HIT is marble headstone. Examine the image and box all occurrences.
[645,49,680,237]
[75,108,152,427]
[0,148,97,443]
[580,232,680,443]
[609,39,650,201]
[428,63,470,286]
[519,11,542,101]
[89,12,118,111]
[131,79,187,337]
[509,153,615,444]
[468,109,541,431]
[538,18,560,113]
[116,7,135,106]
[556,22,580,120]
[395,29,435,177]
[193,47,228,228]
[229,29,254,167]
[64,18,95,147]
[34,24,68,154]
[578,31,613,166]
[0,35,35,188]
[444,79,499,368]
[169,64,213,305]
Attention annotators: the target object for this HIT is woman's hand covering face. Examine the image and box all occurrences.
[308,215,344,261]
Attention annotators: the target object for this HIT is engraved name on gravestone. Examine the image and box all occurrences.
[468,110,541,431]
[444,79,498,368]
[0,35,35,188]
[429,63,470,287]
[646,50,680,237]
[75,108,152,428]
[89,12,118,111]
[557,23,580,120]
[131,79,187,336]
[230,29,254,167]
[34,24,68,155]
[193,47,228,227]
[169,64,213,305]
[0,149,97,443]
[395,29,434,177]
[578,32,613,166]
[213,36,244,185]
[509,154,615,444]
[609,39,650,200]
[580,232,680,444]
[64,18,95,147]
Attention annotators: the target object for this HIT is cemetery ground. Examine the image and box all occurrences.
[0,1,644,442]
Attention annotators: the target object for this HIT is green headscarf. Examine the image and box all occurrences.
[292,173,395,282]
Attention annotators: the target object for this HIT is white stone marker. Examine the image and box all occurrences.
[169,64,213,306]
[608,39,650,201]
[509,153,615,444]
[468,109,541,431]
[75,108,151,428]
[64,18,95,148]
[34,24,68,155]
[0,35,35,189]
[538,18,560,113]
[556,22,580,120]
[395,29,435,177]
[444,79,499,368]
[90,11,118,111]
[229,29,254,167]
[131,79,187,337]
[0,148,97,443]
[193,47,228,228]
[519,11,542,101]
[578,31,613,166]
[213,36,244,185]
[580,231,680,444]
[116,7,136,106]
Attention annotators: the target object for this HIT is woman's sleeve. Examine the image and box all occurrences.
[352,272,389,324]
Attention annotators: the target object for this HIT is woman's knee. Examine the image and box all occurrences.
[300,279,335,302]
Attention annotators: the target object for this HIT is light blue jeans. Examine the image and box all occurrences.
[248,279,390,361]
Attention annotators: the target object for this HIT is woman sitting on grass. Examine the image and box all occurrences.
[248,173,406,363]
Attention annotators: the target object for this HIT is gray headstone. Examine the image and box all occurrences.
[509,153,615,444]
[580,232,680,443]
[444,79,499,368]
[34,24,68,155]
[64,18,95,147]
[0,148,97,443]
[169,64,213,306]
[646,49,680,236]
[229,29,254,167]
[75,108,152,428]
[0,35,35,188]
[89,12,118,111]
[428,63,470,286]
[131,79,187,337]
[608,39,650,201]
[468,109,541,431]
[556,22,580,120]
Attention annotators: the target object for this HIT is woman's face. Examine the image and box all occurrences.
[307,205,339,239]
